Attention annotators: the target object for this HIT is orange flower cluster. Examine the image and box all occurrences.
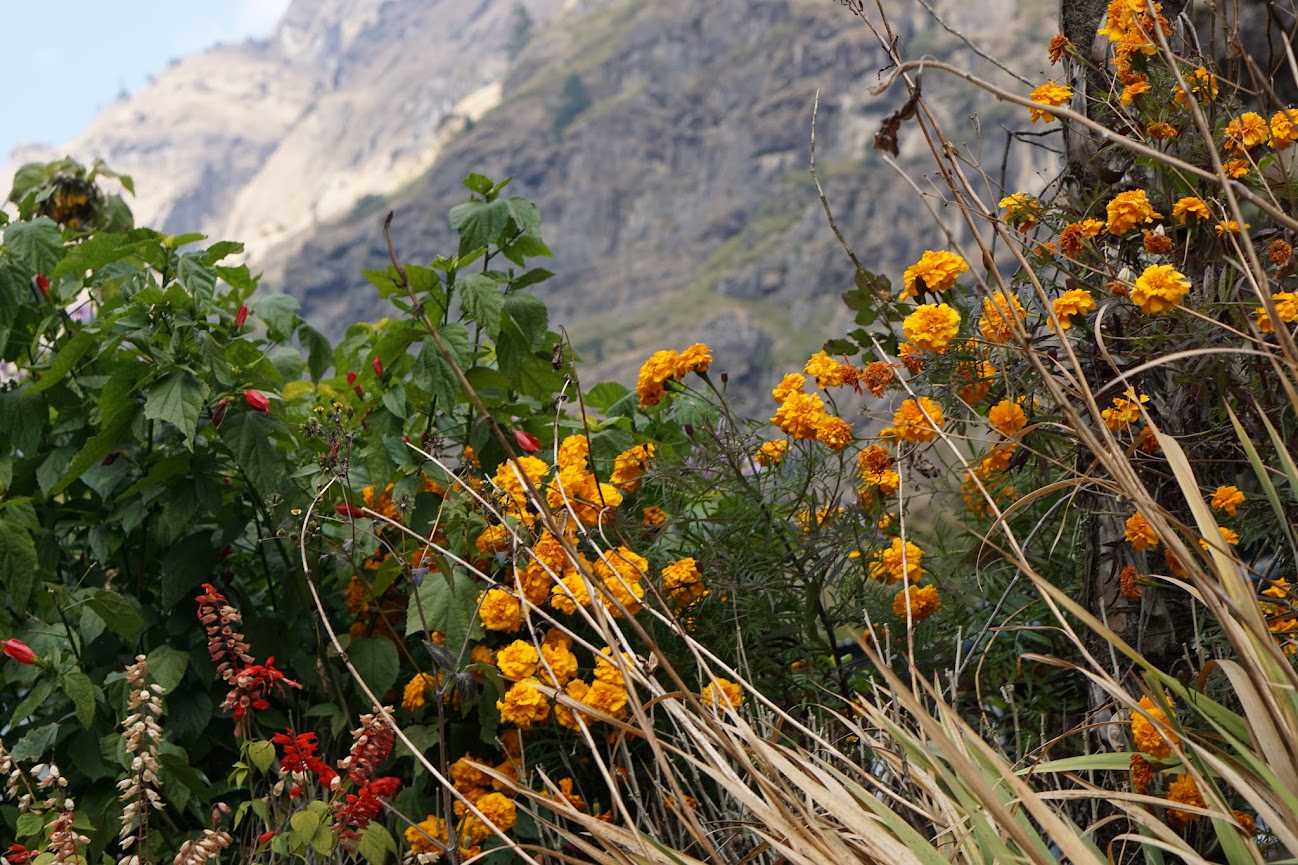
[636,344,711,406]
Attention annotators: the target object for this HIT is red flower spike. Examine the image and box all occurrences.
[336,503,365,518]
[34,274,49,298]
[513,430,541,453]
[5,843,31,864]
[244,390,270,412]
[372,356,383,377]
[235,304,249,330]
[3,639,36,665]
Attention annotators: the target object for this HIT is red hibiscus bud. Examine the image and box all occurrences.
[372,356,384,377]
[347,370,358,385]
[3,639,36,665]
[34,274,50,298]
[347,370,363,396]
[335,503,365,518]
[513,430,541,453]
[235,304,249,329]
[258,831,277,845]
[244,390,270,412]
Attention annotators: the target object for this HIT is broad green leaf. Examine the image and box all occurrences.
[176,251,217,298]
[249,293,300,340]
[503,292,548,349]
[460,273,504,336]
[381,380,407,418]
[27,327,97,393]
[215,263,257,293]
[16,810,44,839]
[146,645,190,692]
[0,389,49,455]
[362,267,402,299]
[413,341,459,408]
[144,371,208,448]
[291,808,324,840]
[221,408,287,494]
[247,740,277,775]
[505,196,542,236]
[203,240,244,264]
[463,173,495,195]
[51,400,141,495]
[61,670,96,728]
[406,568,485,651]
[449,198,510,253]
[394,724,440,776]
[10,723,59,762]
[584,382,631,411]
[0,520,38,613]
[406,265,446,317]
[441,322,471,366]
[50,231,150,280]
[349,637,400,699]
[85,589,144,641]
[299,323,333,381]
[4,217,63,273]
[10,680,54,726]
[358,822,398,865]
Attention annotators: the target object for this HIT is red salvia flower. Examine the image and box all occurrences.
[3,639,36,665]
[338,709,395,784]
[333,775,402,835]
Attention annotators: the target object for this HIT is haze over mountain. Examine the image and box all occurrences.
[4,0,1055,404]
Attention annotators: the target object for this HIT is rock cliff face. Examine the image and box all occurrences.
[6,0,1054,406]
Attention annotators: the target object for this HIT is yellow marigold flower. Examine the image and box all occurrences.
[476,524,511,555]
[581,680,629,719]
[902,303,961,354]
[1254,291,1298,333]
[998,193,1039,229]
[1119,78,1149,105]
[701,677,744,710]
[1106,189,1162,235]
[1147,121,1178,139]
[493,455,550,512]
[893,584,941,620]
[1125,512,1159,552]
[480,588,524,632]
[550,573,590,615]
[979,440,1017,473]
[471,644,496,668]
[1271,108,1298,148]
[663,558,708,605]
[1173,66,1218,108]
[754,440,788,467]
[496,640,541,680]
[897,342,925,374]
[610,442,655,492]
[796,504,840,534]
[642,505,668,526]
[771,391,828,439]
[557,434,589,470]
[814,415,854,451]
[771,372,807,402]
[1215,219,1249,236]
[892,396,944,443]
[402,673,438,712]
[1225,111,1269,152]
[539,641,578,686]
[1078,218,1105,236]
[1199,526,1240,551]
[472,791,518,833]
[450,755,492,791]
[594,546,647,617]
[1209,485,1245,516]
[857,444,900,496]
[497,678,550,728]
[554,679,589,729]
[988,399,1028,437]
[1053,288,1096,331]
[1098,0,1166,51]
[979,290,1028,343]
[1048,33,1072,64]
[406,815,448,855]
[901,250,969,299]
[870,537,924,582]
[955,357,996,405]
[1131,263,1190,314]
[1222,159,1250,179]
[804,351,847,388]
[1029,81,1073,122]
[1171,196,1210,224]
[1131,694,1178,758]
[1166,773,1203,828]
[676,343,712,376]
[637,349,681,407]
[1102,388,1149,430]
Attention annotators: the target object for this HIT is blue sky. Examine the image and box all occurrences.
[3,1,290,161]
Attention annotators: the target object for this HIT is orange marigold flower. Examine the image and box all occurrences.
[1106,189,1162,235]
[870,537,924,582]
[1131,263,1190,314]
[771,391,828,440]
[858,444,900,495]
[998,193,1039,229]
[1119,564,1142,600]
[403,673,438,711]
[1059,222,1087,258]
[815,415,855,451]
[1053,288,1096,331]
[1198,526,1239,551]
[480,589,524,632]
[860,361,896,397]
[496,640,541,680]
[636,349,680,407]
[754,440,788,467]
[1221,159,1250,179]
[1125,512,1159,551]
[1078,218,1106,236]
[1173,66,1218,108]
[903,303,962,353]
[610,442,655,492]
[1268,239,1293,266]
[497,678,550,728]
[1119,78,1150,105]
[642,505,668,526]
[771,372,806,402]
[1209,485,1245,516]
[891,396,944,443]
[897,342,925,374]
[476,524,511,555]
[1234,809,1256,835]
[1271,108,1298,148]
[1225,111,1269,152]
[1131,694,1179,758]
[804,351,847,388]
[1166,773,1204,829]
[1254,291,1298,333]
[988,399,1027,437]
[979,290,1027,343]
[1147,121,1178,139]
[893,584,941,620]
[1171,196,1210,223]
[1048,33,1072,64]
[676,343,712,376]
[955,357,996,404]
[1164,548,1189,579]
[662,558,708,606]
[1130,753,1153,795]
[1029,81,1073,122]
[701,677,744,710]
[1216,219,1249,236]
[901,250,969,299]
[1142,228,1173,255]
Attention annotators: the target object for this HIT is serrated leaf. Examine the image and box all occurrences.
[247,739,277,774]
[406,568,484,650]
[85,589,144,640]
[349,636,400,697]
[450,198,510,253]
[50,231,151,281]
[27,328,97,393]
[362,267,402,299]
[249,293,299,340]
[358,822,398,864]
[176,251,217,299]
[62,670,96,728]
[144,371,208,448]
[463,173,495,195]
[4,218,63,273]
[0,520,38,613]
[10,723,58,762]
[503,292,548,349]
[221,408,286,494]
[505,196,542,236]
[10,680,54,727]
[584,382,631,411]
[460,274,504,336]
[413,341,458,408]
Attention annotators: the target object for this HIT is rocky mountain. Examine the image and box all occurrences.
[5,0,1056,407]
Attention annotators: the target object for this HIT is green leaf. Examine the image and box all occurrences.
[144,371,208,448]
[203,240,245,264]
[406,568,485,650]
[50,231,151,281]
[584,382,630,411]
[463,173,495,195]
[394,724,440,775]
[358,822,399,865]
[215,263,257,293]
[362,267,402,299]
[291,808,324,841]
[460,274,505,336]
[247,739,277,775]
[10,723,58,762]
[85,589,144,641]
[381,380,408,418]
[449,198,510,253]
[50,400,141,495]
[406,265,446,318]
[413,341,459,408]
[505,196,542,236]
[249,293,300,340]
[0,520,38,613]
[0,389,49,455]
[62,670,96,728]
[823,338,858,356]
[27,327,96,393]
[10,680,54,726]
[221,408,287,494]
[4,218,63,273]
[349,637,400,697]
[176,251,217,299]
[146,645,190,692]
[299,323,333,381]
[16,810,44,840]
